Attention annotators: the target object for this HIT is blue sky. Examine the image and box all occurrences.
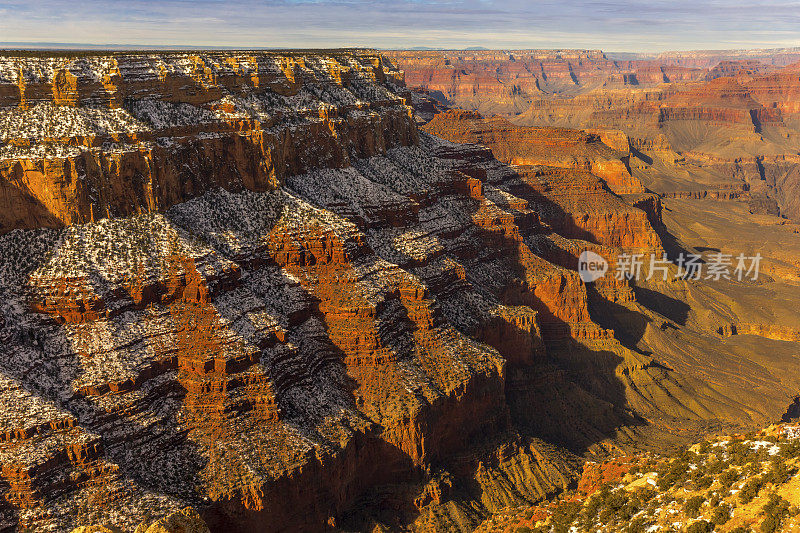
[1,0,799,52]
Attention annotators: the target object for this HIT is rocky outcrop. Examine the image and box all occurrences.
[704,60,778,80]
[679,152,800,216]
[422,109,645,195]
[717,323,800,342]
[0,51,417,233]
[416,109,661,251]
[509,166,662,250]
[383,50,709,117]
[395,51,800,220]
[0,103,696,533]
[744,62,800,116]
[0,121,606,531]
[652,47,800,68]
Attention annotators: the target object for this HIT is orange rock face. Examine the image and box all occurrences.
[0,50,606,529]
[417,109,661,252]
[394,50,800,220]
[422,110,645,195]
[383,49,709,116]
[0,52,417,233]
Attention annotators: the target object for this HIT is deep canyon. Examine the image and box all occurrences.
[0,48,799,532]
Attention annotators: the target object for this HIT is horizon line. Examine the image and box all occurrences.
[1,42,800,56]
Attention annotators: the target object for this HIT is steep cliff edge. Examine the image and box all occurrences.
[419,109,661,250]
[383,50,709,117]
[0,51,417,233]
[0,51,600,532]
[422,109,646,195]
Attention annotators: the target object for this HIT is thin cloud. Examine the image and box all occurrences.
[0,0,798,51]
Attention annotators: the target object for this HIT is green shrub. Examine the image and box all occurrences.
[637,488,657,502]
[686,520,713,533]
[681,450,701,462]
[729,441,754,465]
[695,475,714,490]
[711,503,731,525]
[705,459,728,475]
[618,499,640,522]
[583,484,611,525]
[551,501,581,533]
[780,440,800,459]
[658,460,689,490]
[628,516,648,533]
[759,493,791,533]
[754,447,771,462]
[747,461,764,476]
[720,468,740,488]
[765,458,789,485]
[598,490,629,523]
[760,515,779,533]
[684,495,705,517]
[740,476,764,504]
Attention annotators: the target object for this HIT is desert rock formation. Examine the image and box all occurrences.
[388,50,800,219]
[2,49,800,533]
[0,51,416,233]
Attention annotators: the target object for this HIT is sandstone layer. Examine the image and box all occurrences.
[422,109,646,195]
[0,51,416,233]
[392,50,800,220]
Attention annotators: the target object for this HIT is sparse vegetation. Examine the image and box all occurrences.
[549,501,581,533]
[759,493,792,533]
[740,476,765,504]
[475,426,800,532]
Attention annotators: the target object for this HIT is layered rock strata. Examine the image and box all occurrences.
[0,51,609,532]
[0,51,416,233]
[422,110,645,195]
[0,50,789,533]
[383,50,710,116]
[390,50,800,218]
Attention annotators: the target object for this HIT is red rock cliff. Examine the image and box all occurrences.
[0,52,417,233]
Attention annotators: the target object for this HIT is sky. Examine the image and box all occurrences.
[0,0,799,53]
